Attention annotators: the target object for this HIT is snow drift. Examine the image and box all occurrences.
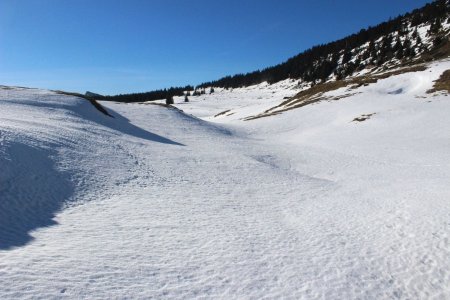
[0,87,182,249]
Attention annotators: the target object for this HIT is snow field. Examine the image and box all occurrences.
[0,59,449,298]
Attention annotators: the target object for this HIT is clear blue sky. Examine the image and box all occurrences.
[0,0,432,95]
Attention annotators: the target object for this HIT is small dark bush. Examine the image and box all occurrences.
[166,95,174,105]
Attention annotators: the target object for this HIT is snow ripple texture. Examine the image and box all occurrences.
[1,60,450,299]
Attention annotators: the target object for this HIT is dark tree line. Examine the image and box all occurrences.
[101,86,194,103]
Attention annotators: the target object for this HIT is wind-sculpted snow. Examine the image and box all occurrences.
[0,140,74,249]
[1,60,450,299]
[0,88,183,250]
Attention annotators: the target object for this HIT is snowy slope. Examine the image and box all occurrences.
[1,60,450,299]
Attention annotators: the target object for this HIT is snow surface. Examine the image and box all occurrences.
[1,60,450,299]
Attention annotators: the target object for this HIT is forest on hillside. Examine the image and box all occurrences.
[198,0,449,89]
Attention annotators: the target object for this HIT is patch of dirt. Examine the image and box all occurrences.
[214,109,231,117]
[427,69,450,94]
[352,113,376,122]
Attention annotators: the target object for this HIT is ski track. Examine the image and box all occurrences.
[1,61,450,299]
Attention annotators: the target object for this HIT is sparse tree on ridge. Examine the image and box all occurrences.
[166,95,174,105]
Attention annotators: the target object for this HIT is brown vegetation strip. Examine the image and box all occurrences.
[214,109,231,117]
[427,69,450,94]
[352,113,376,122]
[245,65,427,121]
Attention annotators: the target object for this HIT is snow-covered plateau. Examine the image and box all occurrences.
[1,59,450,299]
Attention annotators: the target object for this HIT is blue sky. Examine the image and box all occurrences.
[0,0,432,95]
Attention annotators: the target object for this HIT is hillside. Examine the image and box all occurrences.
[198,0,450,88]
[1,56,450,298]
[101,0,449,103]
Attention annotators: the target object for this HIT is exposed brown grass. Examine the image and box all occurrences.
[352,113,376,122]
[419,35,450,62]
[214,109,231,117]
[245,64,428,121]
[427,69,450,94]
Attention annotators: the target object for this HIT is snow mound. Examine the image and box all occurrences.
[0,87,183,249]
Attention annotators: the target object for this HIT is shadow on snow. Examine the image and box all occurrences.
[0,100,183,250]
[0,142,74,250]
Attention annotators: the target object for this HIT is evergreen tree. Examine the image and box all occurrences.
[396,45,404,60]
[166,95,174,105]
[433,36,444,48]
[397,24,407,36]
[429,18,442,34]
[342,48,352,64]
[381,34,393,51]
[393,37,402,53]
[403,39,414,57]
[367,40,377,63]
[415,35,422,47]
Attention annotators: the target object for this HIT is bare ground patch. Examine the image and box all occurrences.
[214,109,231,117]
[427,70,450,94]
[352,113,376,123]
[245,65,428,121]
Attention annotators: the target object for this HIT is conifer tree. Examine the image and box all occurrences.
[415,35,422,47]
[396,45,404,60]
[367,40,377,63]
[403,39,414,57]
[393,37,402,53]
[342,48,352,64]
[166,95,174,105]
[429,18,442,34]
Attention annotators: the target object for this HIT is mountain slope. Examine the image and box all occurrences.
[198,0,449,89]
[100,0,449,104]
